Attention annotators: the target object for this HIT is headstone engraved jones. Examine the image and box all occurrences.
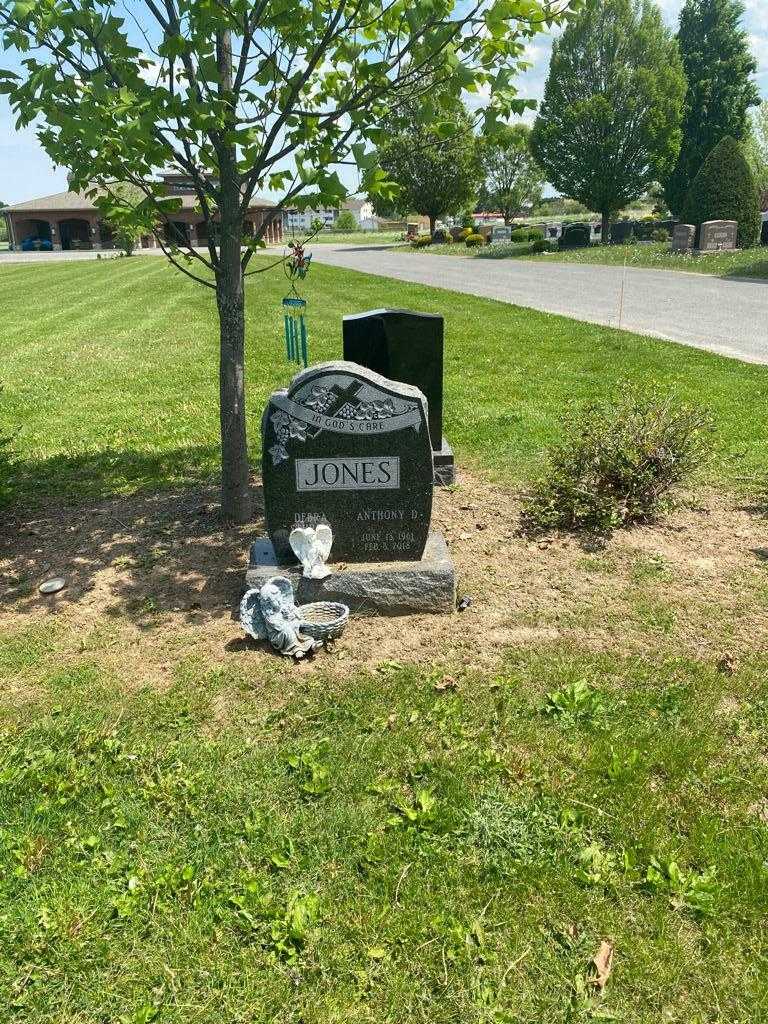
[262,361,433,563]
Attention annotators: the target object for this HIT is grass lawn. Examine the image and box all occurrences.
[2,257,768,1022]
[404,240,768,279]
[286,230,403,246]
[526,242,768,279]
[3,255,768,504]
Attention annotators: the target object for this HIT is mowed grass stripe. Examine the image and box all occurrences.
[2,255,768,503]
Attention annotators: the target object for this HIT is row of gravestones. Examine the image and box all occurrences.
[671,221,738,252]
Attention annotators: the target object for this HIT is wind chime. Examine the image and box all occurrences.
[282,240,312,369]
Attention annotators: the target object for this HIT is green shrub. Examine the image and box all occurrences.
[465,233,485,247]
[530,238,553,253]
[684,136,761,248]
[476,241,538,258]
[411,234,432,248]
[432,227,451,244]
[461,211,476,229]
[333,209,359,232]
[458,227,473,240]
[651,228,670,243]
[509,227,544,242]
[521,385,713,534]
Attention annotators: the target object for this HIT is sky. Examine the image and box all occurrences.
[0,0,766,206]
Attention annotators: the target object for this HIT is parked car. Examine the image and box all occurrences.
[21,236,53,252]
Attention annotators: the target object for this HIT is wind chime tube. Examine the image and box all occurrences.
[283,312,292,361]
[299,314,308,368]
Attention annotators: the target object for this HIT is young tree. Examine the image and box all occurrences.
[377,101,483,236]
[531,0,686,243]
[333,210,359,233]
[0,1,574,523]
[480,123,544,224]
[664,0,760,216]
[684,135,761,247]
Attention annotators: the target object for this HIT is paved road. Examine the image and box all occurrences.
[304,244,768,365]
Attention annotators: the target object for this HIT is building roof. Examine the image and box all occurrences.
[4,187,276,213]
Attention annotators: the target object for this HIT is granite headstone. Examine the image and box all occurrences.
[262,361,433,563]
[491,225,512,242]
[342,308,455,484]
[672,223,695,252]
[699,220,737,252]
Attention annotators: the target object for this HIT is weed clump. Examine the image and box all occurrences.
[522,385,713,534]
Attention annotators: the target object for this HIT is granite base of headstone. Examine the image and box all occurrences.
[246,533,455,616]
[698,220,738,252]
[342,308,455,486]
[253,360,456,617]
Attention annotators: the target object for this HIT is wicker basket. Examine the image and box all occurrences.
[298,601,349,641]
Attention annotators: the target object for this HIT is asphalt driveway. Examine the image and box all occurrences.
[305,244,768,365]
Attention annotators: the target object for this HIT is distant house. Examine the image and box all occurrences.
[283,198,378,235]
[2,172,281,251]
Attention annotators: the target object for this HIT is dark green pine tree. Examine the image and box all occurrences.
[664,0,760,216]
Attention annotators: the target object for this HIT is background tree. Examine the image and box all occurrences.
[377,100,483,236]
[683,135,761,246]
[664,0,759,216]
[333,209,358,233]
[481,123,544,224]
[0,0,574,523]
[0,202,7,244]
[744,100,768,195]
[531,0,686,243]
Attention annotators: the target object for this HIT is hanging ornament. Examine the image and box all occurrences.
[282,240,312,369]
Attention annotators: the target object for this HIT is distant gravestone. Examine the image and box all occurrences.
[343,309,454,484]
[560,223,591,249]
[491,225,512,242]
[610,221,634,245]
[262,361,433,563]
[699,220,738,252]
[672,223,695,252]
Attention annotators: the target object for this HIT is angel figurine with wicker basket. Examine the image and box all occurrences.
[240,576,349,659]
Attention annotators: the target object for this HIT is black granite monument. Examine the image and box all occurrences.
[342,309,455,485]
[262,361,433,563]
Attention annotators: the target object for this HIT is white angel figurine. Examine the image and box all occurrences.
[289,523,333,579]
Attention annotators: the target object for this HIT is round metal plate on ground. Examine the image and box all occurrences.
[39,577,66,595]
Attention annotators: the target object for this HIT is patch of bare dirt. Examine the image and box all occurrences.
[2,471,767,685]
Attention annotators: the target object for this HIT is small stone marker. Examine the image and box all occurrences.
[699,220,737,252]
[262,361,433,563]
[672,223,695,252]
[342,309,455,485]
[39,577,66,594]
[491,225,512,242]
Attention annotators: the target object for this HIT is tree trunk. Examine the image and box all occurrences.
[428,214,436,236]
[215,27,251,526]
[601,210,611,245]
[216,215,251,525]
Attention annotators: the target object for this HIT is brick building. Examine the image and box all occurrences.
[2,172,282,251]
